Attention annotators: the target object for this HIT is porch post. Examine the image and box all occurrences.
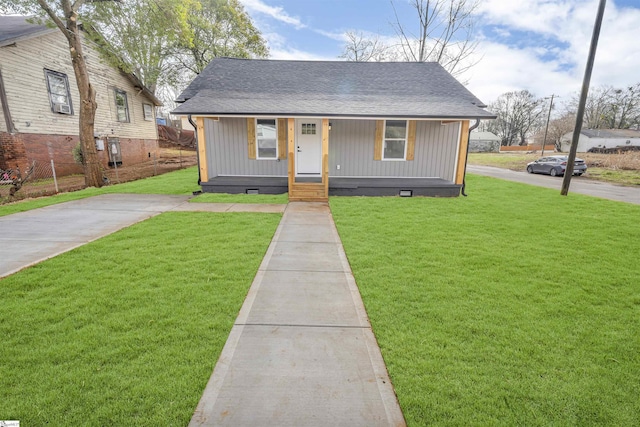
[322,118,329,197]
[287,118,295,193]
[455,120,470,185]
[196,117,208,182]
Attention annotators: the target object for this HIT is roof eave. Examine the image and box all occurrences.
[123,72,162,106]
[0,27,57,47]
[171,111,497,120]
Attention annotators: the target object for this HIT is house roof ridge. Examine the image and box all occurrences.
[213,57,445,65]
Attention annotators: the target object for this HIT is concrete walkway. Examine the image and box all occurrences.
[468,165,640,205]
[189,202,405,426]
[0,194,286,278]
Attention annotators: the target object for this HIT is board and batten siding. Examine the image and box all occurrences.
[0,30,157,139]
[204,117,287,177]
[329,119,459,181]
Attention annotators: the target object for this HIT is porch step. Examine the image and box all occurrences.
[289,183,328,202]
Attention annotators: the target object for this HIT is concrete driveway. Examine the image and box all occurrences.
[0,194,191,278]
[0,194,288,279]
[467,165,640,205]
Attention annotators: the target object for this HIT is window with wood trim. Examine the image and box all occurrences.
[383,120,407,160]
[256,118,277,159]
[44,69,73,115]
[114,89,130,123]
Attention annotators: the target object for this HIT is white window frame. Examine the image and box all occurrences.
[382,120,408,161]
[114,88,130,123]
[44,69,73,115]
[143,103,154,121]
[256,118,278,160]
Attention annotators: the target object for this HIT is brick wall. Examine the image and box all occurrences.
[0,132,29,170]
[1,131,158,177]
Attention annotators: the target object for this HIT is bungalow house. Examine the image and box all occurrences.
[560,129,640,153]
[173,58,495,200]
[0,16,161,176]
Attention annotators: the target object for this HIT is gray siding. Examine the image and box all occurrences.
[204,117,459,180]
[328,119,459,180]
[204,117,287,177]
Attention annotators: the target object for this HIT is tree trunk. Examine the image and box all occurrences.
[67,21,103,187]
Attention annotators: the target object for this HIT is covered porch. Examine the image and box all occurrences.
[201,176,461,198]
[196,116,469,200]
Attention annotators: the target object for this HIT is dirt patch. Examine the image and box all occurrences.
[1,147,198,202]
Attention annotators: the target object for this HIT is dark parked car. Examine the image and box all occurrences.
[526,155,587,176]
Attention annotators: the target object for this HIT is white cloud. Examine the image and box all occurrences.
[262,31,334,61]
[467,0,640,104]
[268,47,335,61]
[463,41,579,104]
[239,0,306,29]
[239,0,640,107]
[313,29,349,42]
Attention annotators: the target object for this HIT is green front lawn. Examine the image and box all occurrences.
[0,212,281,425]
[331,174,640,426]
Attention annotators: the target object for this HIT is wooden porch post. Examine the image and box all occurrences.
[455,120,470,185]
[322,118,329,197]
[196,117,208,182]
[287,118,295,194]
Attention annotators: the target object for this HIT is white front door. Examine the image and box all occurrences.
[296,119,322,175]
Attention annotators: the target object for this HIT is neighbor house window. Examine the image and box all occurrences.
[256,118,277,159]
[44,69,73,115]
[383,120,407,160]
[143,103,154,121]
[114,89,130,122]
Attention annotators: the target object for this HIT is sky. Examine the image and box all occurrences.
[237,0,640,108]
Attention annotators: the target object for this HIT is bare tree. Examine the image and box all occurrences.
[391,0,479,76]
[602,83,640,129]
[486,90,545,146]
[532,112,576,151]
[573,83,640,129]
[577,85,613,129]
[548,113,577,151]
[339,31,395,62]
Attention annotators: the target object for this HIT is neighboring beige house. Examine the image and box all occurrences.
[0,16,161,176]
[560,129,640,153]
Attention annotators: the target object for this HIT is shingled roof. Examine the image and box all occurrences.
[0,16,55,47]
[173,58,495,119]
[581,129,640,139]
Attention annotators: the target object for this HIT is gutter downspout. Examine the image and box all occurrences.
[461,119,481,197]
[188,114,201,185]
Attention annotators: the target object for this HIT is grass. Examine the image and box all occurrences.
[584,168,640,186]
[190,192,289,204]
[468,152,640,186]
[330,174,640,426]
[0,167,200,217]
[468,152,539,170]
[0,211,281,425]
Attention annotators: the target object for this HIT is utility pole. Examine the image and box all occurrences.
[561,0,607,196]
[541,94,556,157]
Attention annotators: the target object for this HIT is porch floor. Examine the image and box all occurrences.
[202,176,461,197]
